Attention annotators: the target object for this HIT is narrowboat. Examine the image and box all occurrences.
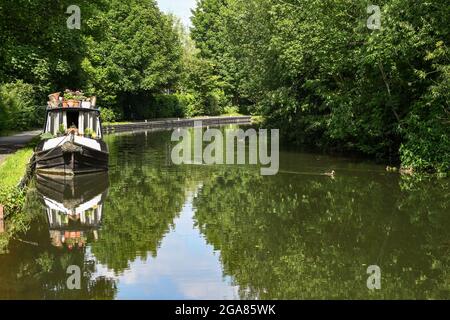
[35,97,109,176]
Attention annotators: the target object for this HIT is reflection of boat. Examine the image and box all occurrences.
[35,106,109,176]
[36,173,109,249]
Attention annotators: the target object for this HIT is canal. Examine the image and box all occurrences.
[0,126,449,299]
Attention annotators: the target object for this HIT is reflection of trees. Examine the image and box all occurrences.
[1,129,448,299]
[90,132,201,272]
[0,131,209,298]
[89,167,187,272]
[194,169,450,299]
[0,190,117,299]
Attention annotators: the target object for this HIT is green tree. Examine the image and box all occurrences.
[82,0,183,119]
[190,0,449,173]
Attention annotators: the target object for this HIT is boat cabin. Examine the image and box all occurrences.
[36,104,109,175]
[44,107,103,139]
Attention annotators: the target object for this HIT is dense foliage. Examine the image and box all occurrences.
[81,0,184,119]
[0,0,447,171]
[190,0,449,173]
[0,0,186,131]
[0,81,42,131]
[0,0,101,131]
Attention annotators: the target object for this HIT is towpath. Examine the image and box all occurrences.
[0,130,41,165]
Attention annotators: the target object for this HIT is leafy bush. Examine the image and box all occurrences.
[208,88,228,116]
[100,108,118,123]
[223,105,240,116]
[400,96,450,174]
[0,81,41,131]
[175,92,196,117]
[0,187,25,220]
[152,94,185,118]
[176,90,228,118]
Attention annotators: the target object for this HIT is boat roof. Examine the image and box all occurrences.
[47,107,100,113]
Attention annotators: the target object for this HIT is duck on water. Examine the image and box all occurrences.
[35,94,109,176]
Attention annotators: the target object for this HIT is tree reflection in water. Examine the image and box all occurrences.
[0,129,448,299]
[0,173,116,299]
[193,165,450,299]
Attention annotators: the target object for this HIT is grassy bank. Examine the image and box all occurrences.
[0,146,35,253]
[0,148,34,188]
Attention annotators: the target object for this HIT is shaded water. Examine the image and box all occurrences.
[0,126,449,299]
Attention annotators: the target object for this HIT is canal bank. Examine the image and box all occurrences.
[102,116,252,134]
[0,130,41,236]
[0,144,36,252]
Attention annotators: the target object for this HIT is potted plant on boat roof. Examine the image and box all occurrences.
[48,92,60,108]
[81,99,91,109]
[64,89,85,107]
[48,92,60,101]
[58,124,66,137]
[82,94,95,109]
[84,128,94,138]
[90,96,97,108]
[64,90,76,107]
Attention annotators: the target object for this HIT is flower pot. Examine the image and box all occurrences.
[90,96,97,108]
[67,99,77,107]
[48,92,60,101]
[48,92,61,108]
[82,101,91,109]
[62,100,69,108]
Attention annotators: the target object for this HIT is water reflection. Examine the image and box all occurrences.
[0,128,448,299]
[193,164,450,299]
[36,174,108,249]
[91,187,239,299]
[0,173,116,299]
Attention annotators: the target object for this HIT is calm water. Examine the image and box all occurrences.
[0,126,449,299]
